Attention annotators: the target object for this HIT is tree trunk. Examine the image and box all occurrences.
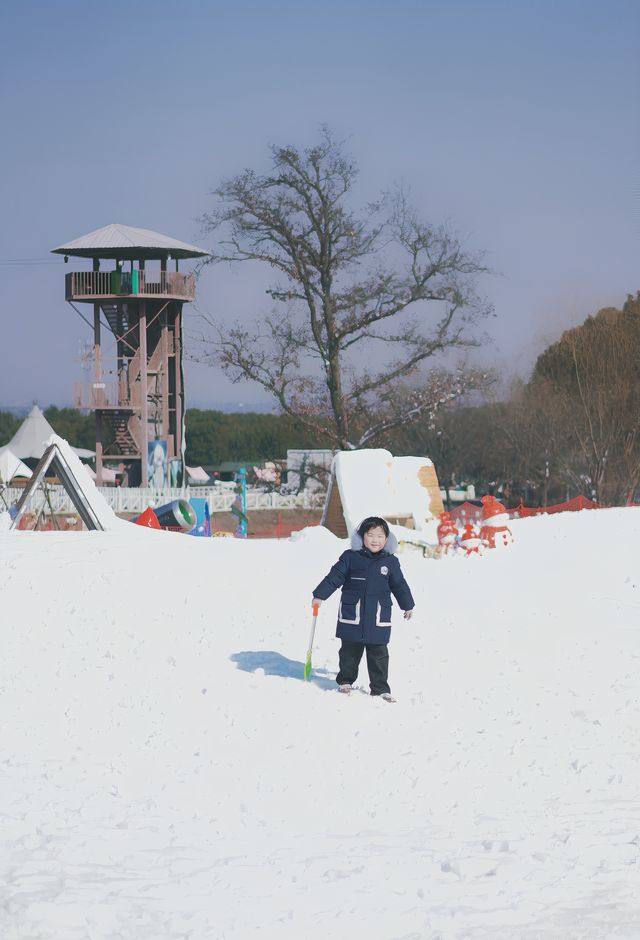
[327,341,350,449]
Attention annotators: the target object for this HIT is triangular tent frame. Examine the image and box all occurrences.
[10,443,105,531]
[0,486,11,513]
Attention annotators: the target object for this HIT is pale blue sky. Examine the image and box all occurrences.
[1,0,638,410]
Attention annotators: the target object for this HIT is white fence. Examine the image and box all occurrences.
[2,485,325,515]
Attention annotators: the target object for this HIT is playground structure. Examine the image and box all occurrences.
[6,436,246,539]
[9,436,116,532]
[52,223,210,487]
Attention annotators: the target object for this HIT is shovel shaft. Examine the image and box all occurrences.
[304,603,320,680]
[307,607,319,649]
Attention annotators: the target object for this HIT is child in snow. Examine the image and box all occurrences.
[312,516,414,702]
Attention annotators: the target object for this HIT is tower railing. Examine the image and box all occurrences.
[65,270,196,300]
[74,381,116,410]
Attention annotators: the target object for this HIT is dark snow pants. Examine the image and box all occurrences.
[336,640,390,695]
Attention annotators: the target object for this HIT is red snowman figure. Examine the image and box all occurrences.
[437,511,459,555]
[461,522,483,556]
[479,495,514,549]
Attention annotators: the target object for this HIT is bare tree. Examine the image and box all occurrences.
[196,129,492,449]
[351,366,491,450]
[527,297,640,504]
[495,378,575,505]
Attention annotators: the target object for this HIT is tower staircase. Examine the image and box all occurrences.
[102,409,140,460]
[98,335,167,461]
[101,302,129,338]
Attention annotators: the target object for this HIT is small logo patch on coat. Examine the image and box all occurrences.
[380,565,388,576]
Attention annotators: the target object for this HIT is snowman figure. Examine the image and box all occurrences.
[437,511,459,555]
[479,495,514,549]
[461,522,483,556]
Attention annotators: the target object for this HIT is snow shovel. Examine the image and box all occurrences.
[304,602,320,680]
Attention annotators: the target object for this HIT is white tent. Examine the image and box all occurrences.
[185,465,210,484]
[0,448,33,484]
[2,405,95,461]
[84,464,118,484]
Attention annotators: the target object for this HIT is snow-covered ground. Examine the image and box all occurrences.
[1,510,639,939]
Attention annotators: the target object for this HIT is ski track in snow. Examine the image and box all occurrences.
[1,511,640,938]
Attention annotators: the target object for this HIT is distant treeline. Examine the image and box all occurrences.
[4,290,639,508]
[0,407,330,467]
[184,409,331,465]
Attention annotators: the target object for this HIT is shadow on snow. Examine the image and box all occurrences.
[230,650,336,690]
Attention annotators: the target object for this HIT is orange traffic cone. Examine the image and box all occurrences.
[134,506,161,529]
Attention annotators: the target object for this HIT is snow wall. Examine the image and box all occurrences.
[324,449,443,546]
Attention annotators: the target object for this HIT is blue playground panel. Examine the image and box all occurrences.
[188,498,211,537]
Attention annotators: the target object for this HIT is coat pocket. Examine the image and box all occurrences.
[339,592,361,624]
[376,600,392,627]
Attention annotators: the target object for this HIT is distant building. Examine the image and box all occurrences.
[286,449,334,492]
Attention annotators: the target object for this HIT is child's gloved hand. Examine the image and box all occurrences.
[312,597,323,607]
[403,609,414,620]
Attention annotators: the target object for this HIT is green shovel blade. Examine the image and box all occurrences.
[303,651,312,680]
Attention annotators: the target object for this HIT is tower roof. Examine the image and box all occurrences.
[51,223,210,260]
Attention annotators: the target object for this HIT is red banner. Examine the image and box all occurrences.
[514,495,599,517]
[448,495,600,526]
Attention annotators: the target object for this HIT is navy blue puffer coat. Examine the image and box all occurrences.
[312,531,415,644]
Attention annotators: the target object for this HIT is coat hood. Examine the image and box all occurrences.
[351,526,399,555]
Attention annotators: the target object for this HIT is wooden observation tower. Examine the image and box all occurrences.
[52,224,209,486]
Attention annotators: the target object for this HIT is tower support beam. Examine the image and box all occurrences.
[139,302,149,486]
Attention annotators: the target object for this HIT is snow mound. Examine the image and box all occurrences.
[288,524,343,546]
[1,506,640,937]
